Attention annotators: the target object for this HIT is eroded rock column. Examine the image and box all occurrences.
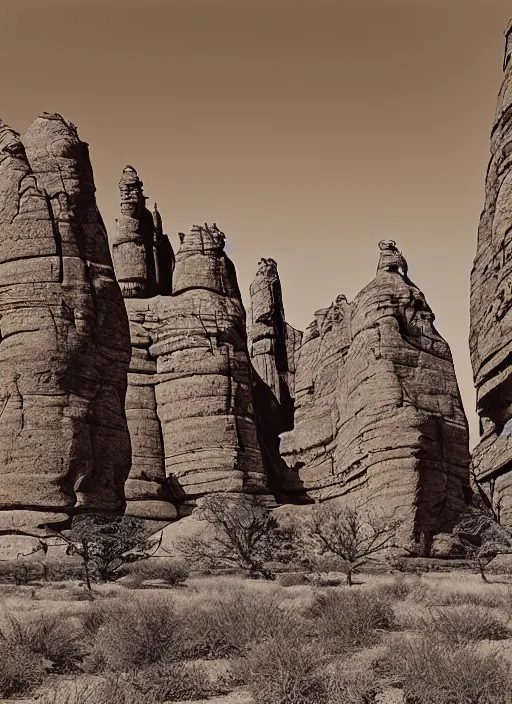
[0,114,132,535]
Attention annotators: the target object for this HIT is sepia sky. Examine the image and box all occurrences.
[0,0,511,447]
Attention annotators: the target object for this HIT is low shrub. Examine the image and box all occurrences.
[84,595,184,672]
[377,634,512,704]
[129,660,217,702]
[125,559,190,588]
[277,572,310,587]
[417,605,510,644]
[188,588,303,657]
[307,588,396,654]
[239,636,328,704]
[326,666,381,704]
[0,641,46,698]
[1,611,84,673]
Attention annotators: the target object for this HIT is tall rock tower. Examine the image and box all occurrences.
[110,171,270,520]
[281,241,470,553]
[0,114,132,539]
[470,21,512,523]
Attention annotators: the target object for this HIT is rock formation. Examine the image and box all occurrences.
[110,172,270,519]
[248,258,304,500]
[280,240,470,552]
[470,21,512,524]
[0,114,132,536]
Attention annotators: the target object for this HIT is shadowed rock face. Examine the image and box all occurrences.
[248,257,304,500]
[281,241,470,552]
[114,205,269,519]
[470,22,512,523]
[0,114,132,535]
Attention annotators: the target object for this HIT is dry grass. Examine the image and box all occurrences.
[1,569,512,703]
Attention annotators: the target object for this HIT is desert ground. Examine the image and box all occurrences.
[1,559,512,704]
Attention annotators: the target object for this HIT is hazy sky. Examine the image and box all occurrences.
[1,0,511,447]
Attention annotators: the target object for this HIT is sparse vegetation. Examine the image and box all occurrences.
[304,503,402,585]
[59,514,163,589]
[177,494,302,580]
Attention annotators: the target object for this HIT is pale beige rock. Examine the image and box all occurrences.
[0,114,131,534]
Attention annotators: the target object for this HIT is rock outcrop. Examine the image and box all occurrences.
[280,241,470,552]
[470,21,512,524]
[0,114,132,536]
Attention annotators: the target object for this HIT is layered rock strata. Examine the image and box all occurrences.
[111,189,270,517]
[0,114,132,536]
[281,241,470,551]
[470,21,512,524]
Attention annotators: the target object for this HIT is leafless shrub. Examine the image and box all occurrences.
[177,494,301,580]
[304,504,401,585]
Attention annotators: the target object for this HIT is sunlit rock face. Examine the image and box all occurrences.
[470,21,512,524]
[0,114,132,536]
[281,241,470,553]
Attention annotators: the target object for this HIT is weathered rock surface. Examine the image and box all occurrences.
[280,241,470,551]
[0,114,132,536]
[111,195,270,514]
[470,22,512,524]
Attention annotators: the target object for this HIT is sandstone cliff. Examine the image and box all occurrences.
[280,241,470,552]
[0,114,132,536]
[470,22,512,524]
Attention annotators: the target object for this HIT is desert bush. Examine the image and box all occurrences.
[80,601,108,640]
[0,611,84,673]
[0,559,43,584]
[307,588,395,654]
[417,605,510,644]
[44,557,86,582]
[129,661,216,702]
[277,572,310,587]
[378,634,512,704]
[239,636,328,704]
[126,559,189,588]
[425,586,506,608]
[85,595,184,672]
[326,666,381,704]
[188,588,303,657]
[177,494,302,580]
[0,641,46,698]
[39,676,150,704]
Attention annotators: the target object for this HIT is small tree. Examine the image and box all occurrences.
[304,503,401,586]
[177,494,300,580]
[58,515,162,589]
